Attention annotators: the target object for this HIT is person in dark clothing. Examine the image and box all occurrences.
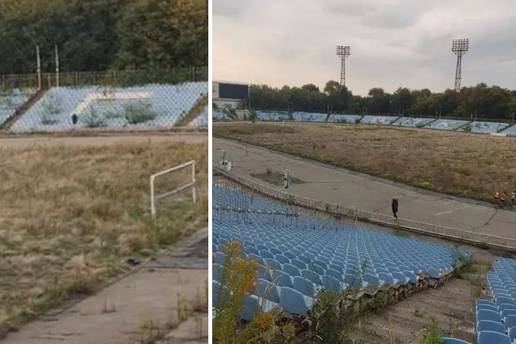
[71,113,78,125]
[391,198,399,219]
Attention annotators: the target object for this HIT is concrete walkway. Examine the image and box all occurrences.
[215,138,515,241]
[1,229,208,344]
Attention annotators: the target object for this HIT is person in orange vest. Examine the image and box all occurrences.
[495,191,500,206]
[501,191,507,207]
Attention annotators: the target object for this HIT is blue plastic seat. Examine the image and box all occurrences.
[255,278,280,303]
[240,295,260,321]
[477,330,511,344]
[302,269,322,285]
[477,320,506,334]
[505,314,516,327]
[508,327,516,342]
[213,281,221,306]
[501,308,516,318]
[272,270,293,288]
[213,263,224,282]
[264,258,281,270]
[293,276,315,297]
[477,309,503,323]
[258,264,273,282]
[322,275,343,293]
[363,273,382,287]
[441,337,472,344]
[275,254,290,265]
[214,251,225,265]
[279,287,313,315]
[282,263,301,277]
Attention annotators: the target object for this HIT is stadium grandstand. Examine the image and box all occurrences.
[0,70,208,132]
[215,109,516,136]
[212,184,471,328]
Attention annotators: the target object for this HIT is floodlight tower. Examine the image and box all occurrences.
[336,45,351,87]
[451,38,469,92]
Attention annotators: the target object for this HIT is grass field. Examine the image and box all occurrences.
[214,122,516,203]
[0,140,207,337]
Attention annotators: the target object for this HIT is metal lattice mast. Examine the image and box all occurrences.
[451,38,469,92]
[336,45,351,87]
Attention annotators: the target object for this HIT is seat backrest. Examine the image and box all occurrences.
[279,287,311,315]
[293,276,315,297]
[477,320,506,334]
[477,309,503,323]
[441,337,472,344]
[505,314,516,328]
[477,330,511,344]
[255,278,280,303]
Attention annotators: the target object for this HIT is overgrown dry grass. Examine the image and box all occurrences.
[0,140,207,337]
[215,122,516,203]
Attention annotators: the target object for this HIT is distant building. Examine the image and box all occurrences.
[212,81,249,110]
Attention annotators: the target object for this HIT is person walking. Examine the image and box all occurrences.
[511,191,515,206]
[495,191,501,207]
[391,198,399,219]
[501,191,506,208]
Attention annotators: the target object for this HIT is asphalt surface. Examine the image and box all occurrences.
[215,138,516,241]
[2,228,208,344]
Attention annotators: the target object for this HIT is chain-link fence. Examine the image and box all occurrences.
[0,67,208,132]
[215,166,516,252]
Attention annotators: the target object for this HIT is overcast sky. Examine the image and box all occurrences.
[213,0,516,95]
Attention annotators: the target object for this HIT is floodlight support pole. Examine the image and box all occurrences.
[454,54,462,92]
[340,56,346,87]
[36,45,41,90]
[55,44,60,87]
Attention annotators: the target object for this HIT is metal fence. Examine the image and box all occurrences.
[150,160,197,217]
[215,166,516,252]
[0,67,208,132]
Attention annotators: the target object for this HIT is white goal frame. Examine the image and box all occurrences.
[150,160,197,217]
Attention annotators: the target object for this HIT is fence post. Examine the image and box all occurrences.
[192,161,197,204]
[150,175,156,217]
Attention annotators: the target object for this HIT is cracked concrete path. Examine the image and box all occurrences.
[1,228,208,344]
[215,138,515,240]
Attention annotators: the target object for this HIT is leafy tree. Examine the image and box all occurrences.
[250,81,516,120]
[0,0,207,74]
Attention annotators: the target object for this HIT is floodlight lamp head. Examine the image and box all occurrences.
[452,38,469,55]
[336,45,351,57]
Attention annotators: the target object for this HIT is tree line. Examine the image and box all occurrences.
[0,0,207,74]
[250,82,516,121]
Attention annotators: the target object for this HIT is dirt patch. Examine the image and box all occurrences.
[215,122,516,204]
[251,169,304,187]
[0,140,207,337]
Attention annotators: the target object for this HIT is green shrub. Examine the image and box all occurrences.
[82,108,105,127]
[42,94,62,116]
[421,317,443,344]
[124,101,156,124]
[41,113,58,125]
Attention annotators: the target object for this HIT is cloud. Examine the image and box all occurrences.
[214,0,516,95]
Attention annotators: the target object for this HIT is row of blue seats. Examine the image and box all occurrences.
[11,83,207,132]
[445,258,516,344]
[228,111,516,135]
[213,186,468,320]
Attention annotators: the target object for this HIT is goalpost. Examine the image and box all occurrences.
[150,160,197,217]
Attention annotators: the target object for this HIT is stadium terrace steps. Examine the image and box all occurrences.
[177,95,208,127]
[445,258,516,344]
[0,88,44,129]
[212,185,469,320]
[189,105,208,127]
